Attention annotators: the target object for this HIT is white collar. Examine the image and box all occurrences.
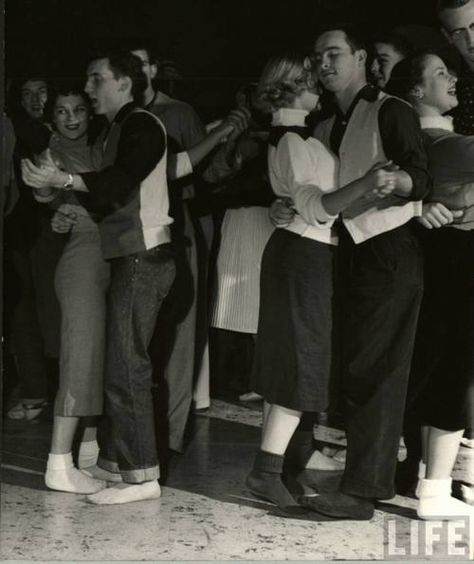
[419,115,454,132]
[272,108,308,127]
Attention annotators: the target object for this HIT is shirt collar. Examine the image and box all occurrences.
[419,115,454,132]
[322,83,379,120]
[146,90,173,109]
[112,101,138,125]
[271,108,308,127]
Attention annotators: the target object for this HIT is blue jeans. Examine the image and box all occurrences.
[97,244,175,483]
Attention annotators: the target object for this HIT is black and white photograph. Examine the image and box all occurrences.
[1,0,474,561]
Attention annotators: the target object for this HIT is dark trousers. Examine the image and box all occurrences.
[338,224,423,500]
[98,244,175,483]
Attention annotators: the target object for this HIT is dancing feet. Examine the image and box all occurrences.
[45,453,105,494]
[86,480,161,505]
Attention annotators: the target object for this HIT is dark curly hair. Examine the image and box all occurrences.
[385,50,444,101]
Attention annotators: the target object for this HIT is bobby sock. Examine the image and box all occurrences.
[77,440,99,469]
[45,452,105,494]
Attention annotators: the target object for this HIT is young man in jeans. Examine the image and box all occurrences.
[22,49,176,504]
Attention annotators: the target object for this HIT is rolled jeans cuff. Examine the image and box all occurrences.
[98,456,160,483]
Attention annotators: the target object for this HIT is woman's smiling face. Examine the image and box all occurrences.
[417,54,458,114]
[53,94,90,140]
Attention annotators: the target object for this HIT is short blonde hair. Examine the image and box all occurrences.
[256,53,314,114]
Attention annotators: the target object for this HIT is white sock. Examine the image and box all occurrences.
[86,480,161,505]
[77,440,99,469]
[417,479,474,520]
[45,452,106,494]
[305,449,344,471]
[418,461,426,479]
[81,465,123,483]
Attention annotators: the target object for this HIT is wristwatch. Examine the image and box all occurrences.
[63,173,74,190]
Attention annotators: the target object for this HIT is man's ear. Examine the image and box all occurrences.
[150,63,158,80]
[441,26,453,45]
[357,49,368,68]
[118,75,133,95]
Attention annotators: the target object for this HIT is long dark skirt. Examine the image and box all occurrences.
[252,229,334,412]
[413,227,474,431]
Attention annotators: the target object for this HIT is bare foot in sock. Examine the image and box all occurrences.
[86,480,161,505]
[45,467,106,494]
[82,465,123,483]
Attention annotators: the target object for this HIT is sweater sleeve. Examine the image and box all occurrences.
[378,98,432,201]
[78,113,166,216]
[276,133,337,227]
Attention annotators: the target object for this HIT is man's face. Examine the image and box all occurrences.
[84,58,123,120]
[313,30,364,93]
[21,80,48,119]
[440,0,474,68]
[131,49,157,90]
[370,43,405,88]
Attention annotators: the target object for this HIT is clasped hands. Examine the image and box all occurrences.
[21,149,70,190]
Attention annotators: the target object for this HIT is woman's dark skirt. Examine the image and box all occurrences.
[252,228,334,412]
[413,227,474,431]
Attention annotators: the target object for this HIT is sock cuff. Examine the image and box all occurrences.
[47,452,74,470]
[255,450,285,473]
[418,461,426,479]
[78,440,99,452]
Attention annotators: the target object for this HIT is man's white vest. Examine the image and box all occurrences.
[314,91,422,244]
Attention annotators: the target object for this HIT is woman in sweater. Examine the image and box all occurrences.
[387,51,474,519]
[32,84,109,494]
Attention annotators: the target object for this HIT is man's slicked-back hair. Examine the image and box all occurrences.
[316,24,369,53]
[87,48,148,105]
[437,0,471,14]
[372,32,413,59]
[119,39,156,64]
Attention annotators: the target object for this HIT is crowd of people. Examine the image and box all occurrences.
[2,0,474,522]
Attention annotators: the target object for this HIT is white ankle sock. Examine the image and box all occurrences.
[305,449,344,471]
[418,461,426,479]
[414,461,426,498]
[417,479,474,520]
[86,480,161,505]
[47,452,74,470]
[81,465,123,483]
[77,440,99,469]
[45,452,106,494]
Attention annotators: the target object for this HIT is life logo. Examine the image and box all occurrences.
[383,515,473,560]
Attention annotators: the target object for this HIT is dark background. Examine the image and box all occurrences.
[5,0,456,119]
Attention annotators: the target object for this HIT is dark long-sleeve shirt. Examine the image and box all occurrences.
[452,65,474,136]
[78,102,166,217]
[77,102,172,259]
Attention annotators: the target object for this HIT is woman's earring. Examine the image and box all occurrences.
[412,88,424,99]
